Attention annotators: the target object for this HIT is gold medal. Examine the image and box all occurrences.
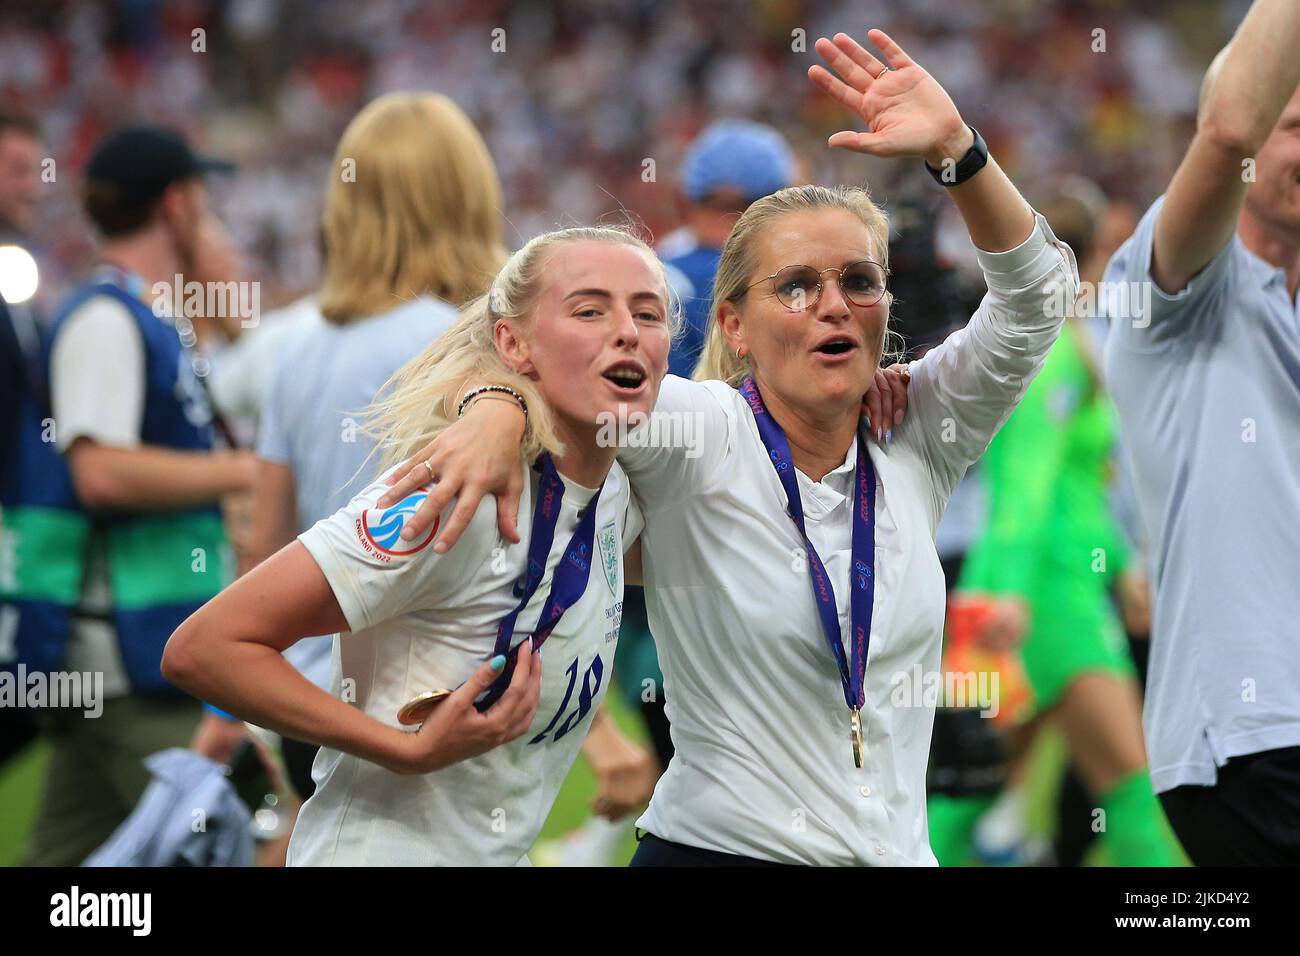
[850,708,863,769]
[397,689,453,726]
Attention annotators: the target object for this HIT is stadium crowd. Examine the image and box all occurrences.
[3,0,1238,304]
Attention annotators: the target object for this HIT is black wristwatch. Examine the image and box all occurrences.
[924,125,988,187]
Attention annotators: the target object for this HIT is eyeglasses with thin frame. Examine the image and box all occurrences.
[733,260,890,312]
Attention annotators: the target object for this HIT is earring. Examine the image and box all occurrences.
[735,346,745,360]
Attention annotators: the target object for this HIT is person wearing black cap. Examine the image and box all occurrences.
[0,124,257,865]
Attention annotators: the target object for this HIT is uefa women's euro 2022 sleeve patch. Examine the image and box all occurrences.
[299,480,454,631]
[351,487,441,563]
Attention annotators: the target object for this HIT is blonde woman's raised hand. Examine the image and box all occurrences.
[809,29,972,169]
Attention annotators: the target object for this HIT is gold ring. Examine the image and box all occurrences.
[423,459,435,482]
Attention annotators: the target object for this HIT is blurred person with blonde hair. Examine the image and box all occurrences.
[189,91,509,796]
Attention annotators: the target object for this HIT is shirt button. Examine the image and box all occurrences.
[858,786,871,797]
[874,843,886,857]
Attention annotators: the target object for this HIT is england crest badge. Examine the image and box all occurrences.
[597,520,620,596]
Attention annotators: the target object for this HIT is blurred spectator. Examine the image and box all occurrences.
[0,111,48,775]
[938,182,1179,868]
[0,110,41,239]
[1,124,256,865]
[657,119,796,375]
[193,91,508,804]
[208,292,319,447]
[0,111,56,369]
[0,293,20,468]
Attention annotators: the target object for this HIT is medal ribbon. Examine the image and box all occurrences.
[739,376,876,713]
[475,452,603,710]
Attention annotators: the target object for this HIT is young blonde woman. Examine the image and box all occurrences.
[379,29,1078,865]
[163,225,674,865]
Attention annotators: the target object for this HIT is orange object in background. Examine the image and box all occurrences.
[943,595,1034,727]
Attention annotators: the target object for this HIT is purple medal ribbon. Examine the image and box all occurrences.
[475,452,603,711]
[739,376,877,714]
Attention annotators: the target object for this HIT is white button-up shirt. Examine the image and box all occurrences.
[624,214,1076,864]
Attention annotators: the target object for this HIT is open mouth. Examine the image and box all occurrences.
[602,361,647,392]
[814,336,858,356]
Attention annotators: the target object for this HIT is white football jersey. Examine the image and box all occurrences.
[286,461,640,866]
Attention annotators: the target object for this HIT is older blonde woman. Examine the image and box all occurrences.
[380,29,1077,865]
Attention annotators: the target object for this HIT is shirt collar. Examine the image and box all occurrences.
[1237,236,1290,292]
[795,433,859,516]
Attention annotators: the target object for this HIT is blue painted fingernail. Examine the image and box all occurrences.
[490,655,506,672]
[885,429,892,446]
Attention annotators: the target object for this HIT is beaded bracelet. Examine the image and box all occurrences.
[457,384,529,421]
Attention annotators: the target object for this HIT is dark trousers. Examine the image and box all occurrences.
[1158,746,1300,866]
[629,832,790,867]
[281,735,320,801]
[638,695,674,771]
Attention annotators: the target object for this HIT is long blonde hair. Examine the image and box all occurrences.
[694,184,896,385]
[318,92,507,323]
[365,224,676,470]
